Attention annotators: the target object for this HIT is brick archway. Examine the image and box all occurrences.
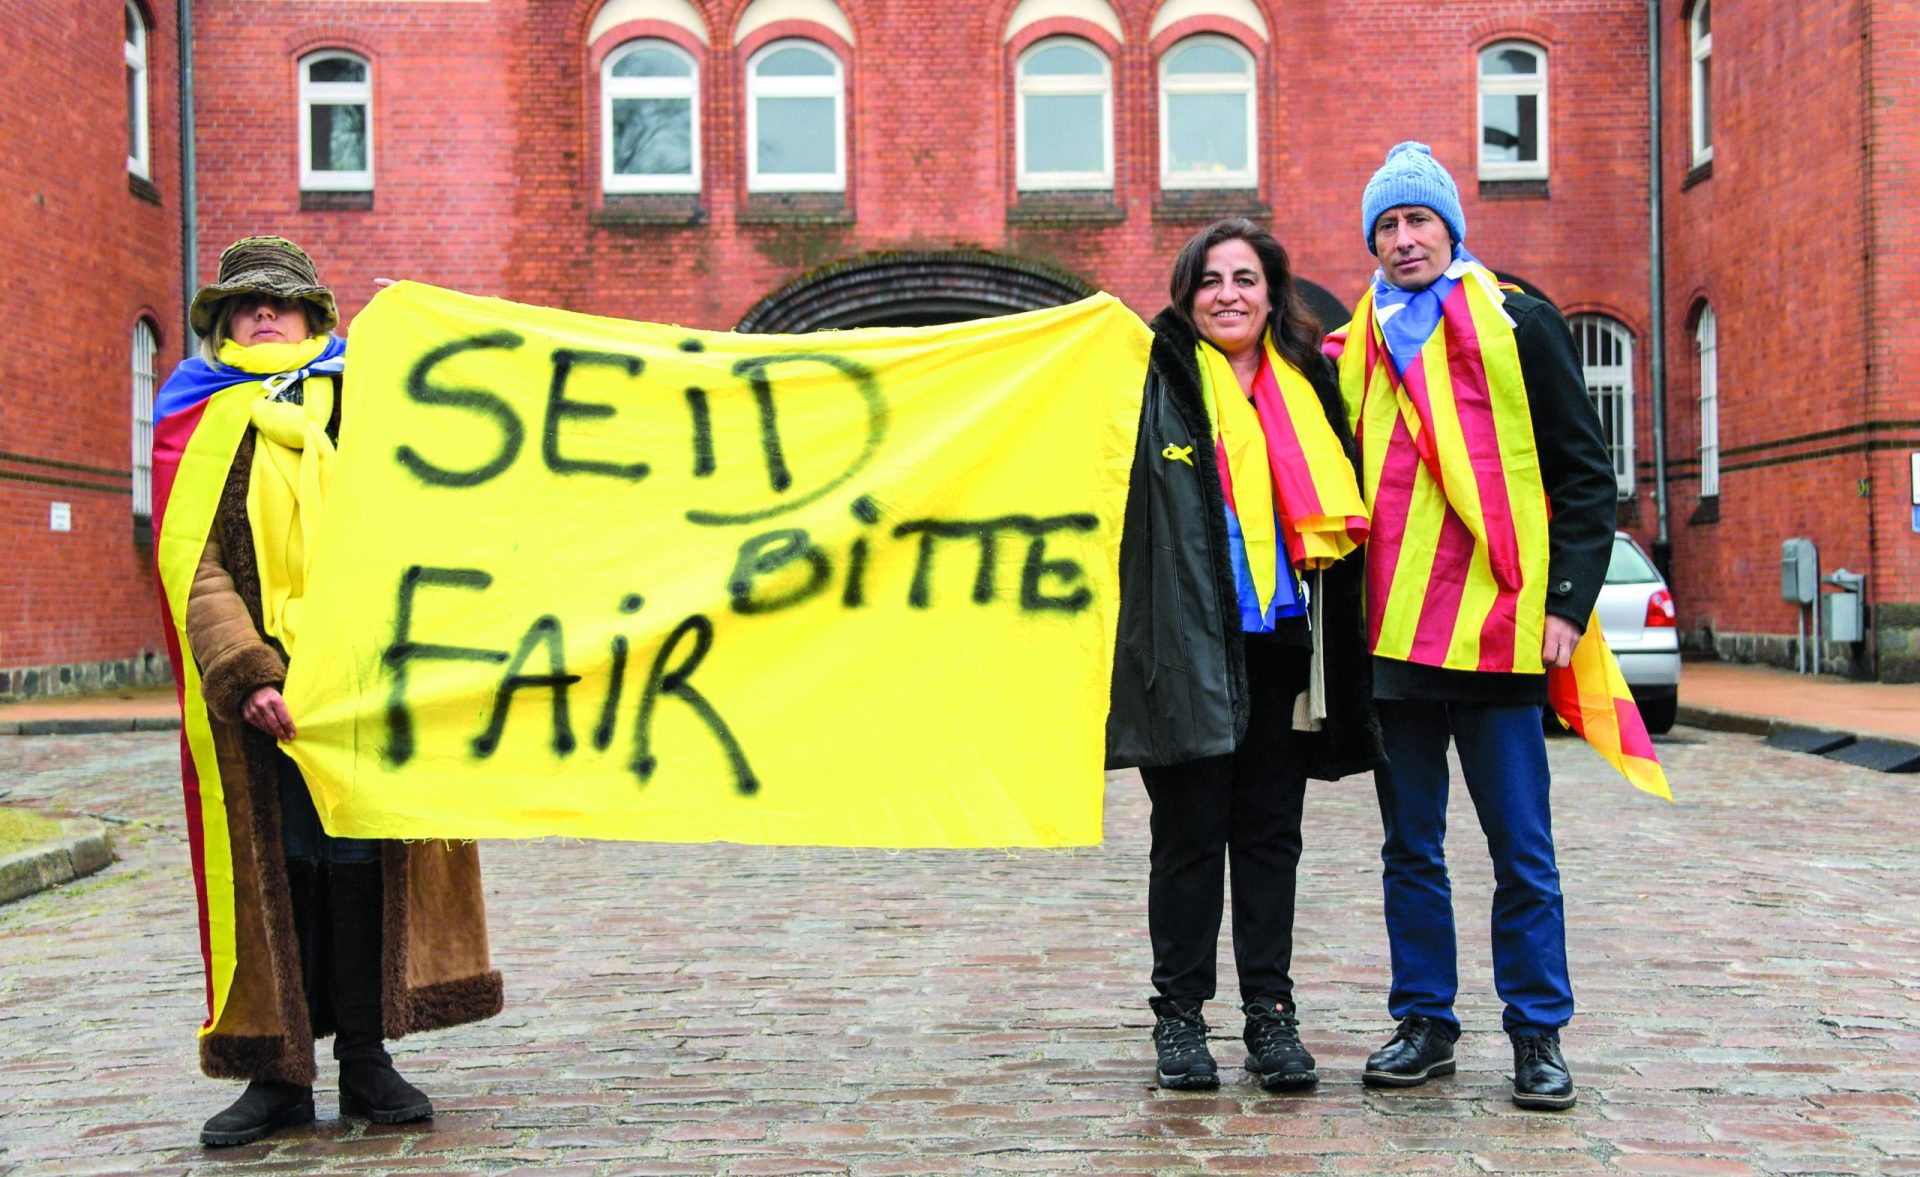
[736,251,1096,332]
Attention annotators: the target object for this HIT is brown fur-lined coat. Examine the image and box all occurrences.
[185,431,503,1085]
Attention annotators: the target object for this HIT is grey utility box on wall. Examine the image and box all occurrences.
[1781,538,1818,605]
[1822,568,1867,643]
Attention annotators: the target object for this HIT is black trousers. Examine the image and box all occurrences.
[275,751,391,1065]
[1142,636,1310,1006]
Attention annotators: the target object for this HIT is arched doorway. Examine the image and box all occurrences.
[1295,279,1349,337]
[736,251,1096,332]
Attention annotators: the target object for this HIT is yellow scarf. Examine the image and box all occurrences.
[218,337,336,656]
[1196,341,1282,615]
[1196,337,1369,617]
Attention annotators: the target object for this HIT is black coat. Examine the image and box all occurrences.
[1105,309,1384,781]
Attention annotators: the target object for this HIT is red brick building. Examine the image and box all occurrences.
[7,0,1915,693]
[1,1,183,698]
[1658,0,1920,679]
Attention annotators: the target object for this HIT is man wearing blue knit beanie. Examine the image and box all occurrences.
[1327,142,1617,1109]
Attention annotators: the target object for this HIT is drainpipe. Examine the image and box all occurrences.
[1647,0,1671,575]
[1860,0,1880,679]
[178,0,197,351]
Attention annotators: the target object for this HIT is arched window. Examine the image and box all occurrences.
[131,319,158,523]
[1478,41,1547,181]
[1690,0,1713,166]
[603,40,700,193]
[1571,315,1634,497]
[1016,38,1112,191]
[1159,36,1256,189]
[1695,304,1718,497]
[125,2,149,178]
[299,51,373,191]
[746,39,844,193]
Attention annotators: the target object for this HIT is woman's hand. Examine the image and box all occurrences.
[241,686,297,741]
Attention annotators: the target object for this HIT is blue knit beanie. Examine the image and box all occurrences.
[1361,141,1466,255]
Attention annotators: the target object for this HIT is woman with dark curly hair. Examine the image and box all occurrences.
[1107,219,1381,1092]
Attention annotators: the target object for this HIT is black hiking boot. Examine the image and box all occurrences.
[1150,996,1219,1090]
[1242,997,1317,1090]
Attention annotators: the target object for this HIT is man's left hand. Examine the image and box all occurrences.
[1542,614,1582,669]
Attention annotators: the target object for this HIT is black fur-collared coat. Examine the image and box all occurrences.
[1105,309,1383,781]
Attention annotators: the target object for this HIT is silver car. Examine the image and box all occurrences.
[1594,530,1680,734]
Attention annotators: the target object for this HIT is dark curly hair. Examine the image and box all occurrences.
[1167,218,1322,379]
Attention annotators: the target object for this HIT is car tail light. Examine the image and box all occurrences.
[1645,589,1676,628]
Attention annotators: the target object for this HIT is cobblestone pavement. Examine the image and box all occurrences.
[2,727,1917,1176]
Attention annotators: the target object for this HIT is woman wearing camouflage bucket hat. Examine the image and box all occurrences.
[151,237,502,1147]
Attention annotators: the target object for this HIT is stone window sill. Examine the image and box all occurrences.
[1688,494,1719,525]
[1008,191,1125,225]
[1479,178,1549,201]
[1682,159,1713,191]
[129,174,161,205]
[301,190,374,211]
[1151,189,1268,224]
[738,192,852,225]
[592,194,706,227]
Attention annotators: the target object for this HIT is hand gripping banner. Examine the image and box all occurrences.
[281,283,1150,848]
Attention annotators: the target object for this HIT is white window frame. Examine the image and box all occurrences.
[1696,305,1719,497]
[602,39,701,195]
[125,2,150,178]
[1477,40,1547,182]
[1158,35,1257,190]
[1690,0,1713,167]
[132,319,158,521]
[745,39,845,193]
[1015,37,1113,192]
[1572,315,1635,498]
[299,50,374,192]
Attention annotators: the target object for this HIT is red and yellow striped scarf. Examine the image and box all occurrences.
[1337,265,1548,674]
[1331,269,1671,800]
[1196,338,1368,622]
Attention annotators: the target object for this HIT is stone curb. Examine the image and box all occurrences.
[0,824,116,906]
[0,715,180,737]
[1678,703,1920,772]
[1676,703,1785,738]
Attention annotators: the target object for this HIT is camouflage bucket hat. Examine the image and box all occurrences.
[189,235,338,337]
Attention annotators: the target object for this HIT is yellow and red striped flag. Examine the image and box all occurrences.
[1546,617,1674,801]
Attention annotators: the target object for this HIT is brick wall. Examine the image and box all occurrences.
[190,0,1650,341]
[18,0,1905,684]
[0,0,182,691]
[1865,0,1920,678]
[1658,0,1908,676]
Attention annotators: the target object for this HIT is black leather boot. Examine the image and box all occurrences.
[199,1080,314,1147]
[1149,996,1219,1090]
[1511,1031,1576,1110]
[1362,1014,1457,1088]
[329,861,433,1124]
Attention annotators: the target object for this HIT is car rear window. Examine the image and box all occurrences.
[1605,537,1662,584]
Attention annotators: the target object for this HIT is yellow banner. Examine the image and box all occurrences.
[281,283,1149,847]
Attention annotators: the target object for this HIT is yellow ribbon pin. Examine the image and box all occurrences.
[1161,443,1194,466]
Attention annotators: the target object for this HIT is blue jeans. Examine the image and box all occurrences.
[1373,700,1571,1036]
